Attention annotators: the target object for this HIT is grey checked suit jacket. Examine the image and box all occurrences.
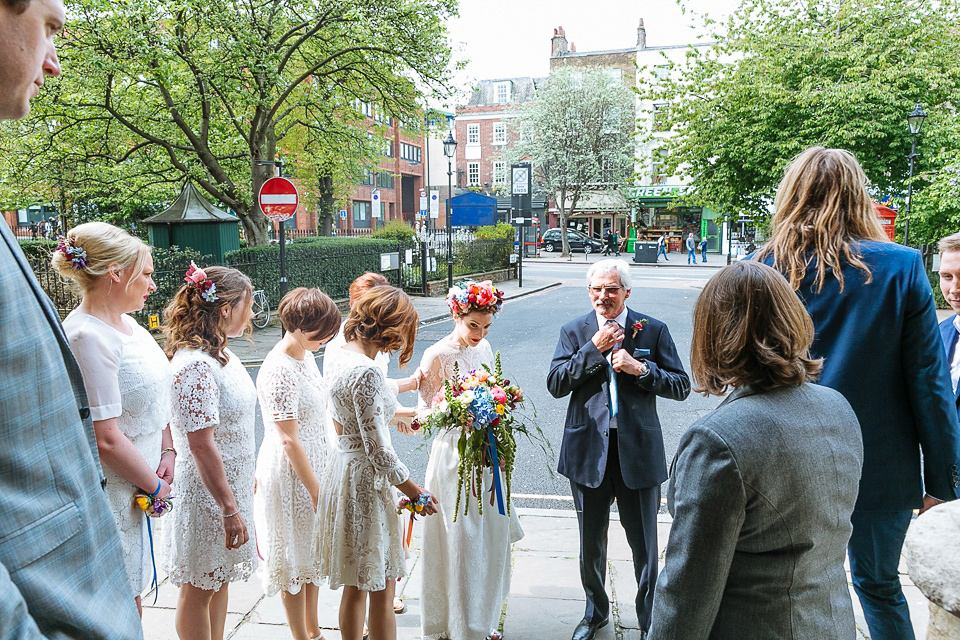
[0,222,141,638]
[649,383,863,640]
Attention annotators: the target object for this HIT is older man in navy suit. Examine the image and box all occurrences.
[548,259,690,640]
[938,232,960,421]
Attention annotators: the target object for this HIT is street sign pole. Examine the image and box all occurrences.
[511,163,532,288]
[258,171,299,327]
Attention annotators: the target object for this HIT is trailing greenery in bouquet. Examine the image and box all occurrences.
[413,352,543,520]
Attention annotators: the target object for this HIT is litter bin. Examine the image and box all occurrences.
[634,241,659,264]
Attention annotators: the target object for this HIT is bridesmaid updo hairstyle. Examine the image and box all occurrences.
[277,287,341,342]
[162,266,252,366]
[343,285,418,367]
[348,272,389,308]
[50,221,151,295]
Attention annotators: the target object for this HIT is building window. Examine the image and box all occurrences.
[467,162,480,186]
[353,200,371,228]
[384,140,393,157]
[355,100,374,117]
[376,172,395,189]
[652,103,670,133]
[493,161,506,185]
[360,169,375,186]
[467,123,480,144]
[652,148,669,185]
[399,143,421,163]
[493,123,506,145]
[494,81,511,104]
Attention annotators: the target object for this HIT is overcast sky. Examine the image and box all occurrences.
[443,0,743,102]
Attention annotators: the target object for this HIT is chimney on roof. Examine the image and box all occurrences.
[551,26,568,57]
[570,42,576,52]
[637,18,646,49]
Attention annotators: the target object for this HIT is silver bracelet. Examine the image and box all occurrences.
[222,509,240,519]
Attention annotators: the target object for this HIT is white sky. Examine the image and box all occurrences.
[444,0,744,102]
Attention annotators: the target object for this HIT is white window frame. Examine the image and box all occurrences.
[494,81,511,104]
[467,162,480,186]
[467,123,480,145]
[493,161,506,185]
[492,123,506,145]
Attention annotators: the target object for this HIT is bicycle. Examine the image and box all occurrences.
[251,289,271,329]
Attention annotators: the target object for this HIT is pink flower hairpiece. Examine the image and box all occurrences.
[446,280,504,316]
[56,236,87,269]
[184,261,218,302]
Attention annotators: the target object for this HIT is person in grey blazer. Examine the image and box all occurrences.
[0,0,142,635]
[649,261,863,640]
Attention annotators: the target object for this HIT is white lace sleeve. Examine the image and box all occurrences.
[66,323,122,422]
[353,367,409,486]
[172,357,220,432]
[417,349,444,408]
[258,360,300,422]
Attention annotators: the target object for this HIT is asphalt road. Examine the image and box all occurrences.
[246,261,723,511]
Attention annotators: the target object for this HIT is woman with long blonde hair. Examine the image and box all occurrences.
[756,147,960,640]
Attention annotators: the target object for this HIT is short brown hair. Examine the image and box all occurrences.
[691,261,823,396]
[343,285,418,367]
[162,266,253,366]
[277,287,341,340]
[349,272,389,308]
[939,231,960,255]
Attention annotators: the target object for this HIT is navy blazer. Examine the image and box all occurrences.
[938,316,960,419]
[760,241,960,510]
[547,307,690,489]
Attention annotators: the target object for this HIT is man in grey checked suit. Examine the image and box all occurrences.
[0,0,142,635]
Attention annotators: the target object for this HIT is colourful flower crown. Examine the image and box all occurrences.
[184,261,218,302]
[56,236,87,270]
[446,280,504,316]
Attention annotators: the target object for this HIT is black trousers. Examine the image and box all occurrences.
[570,428,660,631]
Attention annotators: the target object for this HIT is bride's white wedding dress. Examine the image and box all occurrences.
[419,337,524,640]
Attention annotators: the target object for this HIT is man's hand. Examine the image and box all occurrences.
[612,349,648,377]
[919,493,945,515]
[591,322,624,352]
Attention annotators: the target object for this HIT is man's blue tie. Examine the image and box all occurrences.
[605,319,620,418]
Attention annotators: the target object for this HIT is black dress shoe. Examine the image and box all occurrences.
[571,617,609,640]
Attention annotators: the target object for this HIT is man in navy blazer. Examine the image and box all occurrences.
[938,232,960,423]
[548,259,690,640]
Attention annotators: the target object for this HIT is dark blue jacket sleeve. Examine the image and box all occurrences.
[547,323,607,399]
[635,324,691,401]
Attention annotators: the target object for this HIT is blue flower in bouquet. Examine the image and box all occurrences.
[469,388,499,429]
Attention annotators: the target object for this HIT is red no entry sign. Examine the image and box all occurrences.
[258,177,299,222]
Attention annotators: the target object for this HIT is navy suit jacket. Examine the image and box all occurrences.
[760,241,960,510]
[547,307,690,489]
[938,316,960,420]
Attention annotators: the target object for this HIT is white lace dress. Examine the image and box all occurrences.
[254,348,327,596]
[63,312,171,596]
[419,338,524,640]
[162,348,258,590]
[315,349,409,592]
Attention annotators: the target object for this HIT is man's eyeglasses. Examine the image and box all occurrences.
[588,286,624,295]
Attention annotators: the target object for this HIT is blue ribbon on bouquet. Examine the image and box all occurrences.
[146,516,159,604]
[486,428,506,516]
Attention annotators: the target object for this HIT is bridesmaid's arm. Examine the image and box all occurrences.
[94,417,171,498]
[272,418,320,510]
[186,427,249,550]
[156,426,175,484]
[417,352,443,407]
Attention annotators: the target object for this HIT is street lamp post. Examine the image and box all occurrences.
[443,132,457,290]
[903,102,927,246]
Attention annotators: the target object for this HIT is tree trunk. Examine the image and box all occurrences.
[238,202,269,246]
[245,127,278,247]
[318,174,335,236]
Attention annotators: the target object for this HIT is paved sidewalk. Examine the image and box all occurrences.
[523,251,726,269]
[142,508,929,639]
[228,275,563,364]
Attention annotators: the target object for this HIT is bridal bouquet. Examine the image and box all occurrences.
[413,352,530,520]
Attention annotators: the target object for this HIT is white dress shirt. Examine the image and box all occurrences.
[950,315,960,392]
[596,308,628,426]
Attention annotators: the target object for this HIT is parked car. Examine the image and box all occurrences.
[540,228,605,254]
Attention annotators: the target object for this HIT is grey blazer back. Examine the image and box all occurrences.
[650,383,863,640]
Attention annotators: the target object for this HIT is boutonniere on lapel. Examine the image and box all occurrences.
[632,319,648,339]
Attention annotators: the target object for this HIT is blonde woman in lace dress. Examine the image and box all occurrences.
[316,285,438,640]
[161,266,257,640]
[53,222,174,616]
[254,288,341,640]
[418,281,524,640]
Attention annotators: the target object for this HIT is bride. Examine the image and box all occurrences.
[417,281,524,640]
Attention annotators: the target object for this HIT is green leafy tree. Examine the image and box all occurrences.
[512,68,635,256]
[1,0,455,246]
[643,0,960,231]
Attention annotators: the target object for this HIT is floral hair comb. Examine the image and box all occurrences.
[447,280,504,316]
[184,261,218,302]
[56,236,88,269]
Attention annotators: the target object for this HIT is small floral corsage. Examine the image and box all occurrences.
[184,261,219,302]
[56,236,88,269]
[632,318,649,338]
[134,492,174,518]
[398,492,433,518]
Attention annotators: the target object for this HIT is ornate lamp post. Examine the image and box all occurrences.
[443,132,457,290]
[903,102,927,246]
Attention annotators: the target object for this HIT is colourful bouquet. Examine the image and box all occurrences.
[413,352,539,520]
[134,491,174,518]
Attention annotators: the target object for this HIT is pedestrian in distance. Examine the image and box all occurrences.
[936,231,960,423]
[755,146,960,640]
[649,261,863,640]
[548,259,691,640]
[611,229,621,256]
[55,222,175,617]
[699,238,707,262]
[657,234,668,261]
[161,265,259,640]
[29,220,37,238]
[254,287,341,640]
[686,233,696,264]
[0,0,143,634]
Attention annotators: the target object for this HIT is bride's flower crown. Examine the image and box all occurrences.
[446,280,503,316]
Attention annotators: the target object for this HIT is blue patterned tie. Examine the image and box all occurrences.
[605,319,620,418]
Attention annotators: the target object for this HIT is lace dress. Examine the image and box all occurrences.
[419,338,524,640]
[254,349,327,596]
[162,348,258,590]
[315,349,409,592]
[63,312,171,596]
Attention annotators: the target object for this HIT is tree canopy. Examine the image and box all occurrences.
[643,0,960,240]
[0,0,456,245]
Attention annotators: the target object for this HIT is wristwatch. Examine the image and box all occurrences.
[638,360,650,377]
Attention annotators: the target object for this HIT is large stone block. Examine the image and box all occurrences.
[904,503,960,639]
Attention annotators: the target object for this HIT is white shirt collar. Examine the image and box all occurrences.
[953,315,960,335]
[596,306,629,331]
